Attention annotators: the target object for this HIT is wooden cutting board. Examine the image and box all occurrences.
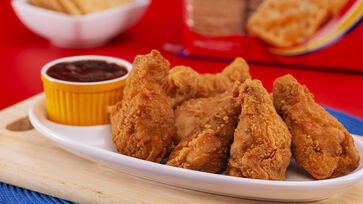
[0,94,362,204]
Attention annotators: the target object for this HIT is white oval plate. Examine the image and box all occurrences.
[29,94,363,202]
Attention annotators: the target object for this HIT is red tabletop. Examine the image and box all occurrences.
[1,0,363,119]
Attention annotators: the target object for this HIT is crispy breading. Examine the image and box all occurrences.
[226,79,292,180]
[167,83,242,173]
[167,66,201,108]
[273,74,360,179]
[110,50,176,162]
[167,58,250,108]
[173,84,241,143]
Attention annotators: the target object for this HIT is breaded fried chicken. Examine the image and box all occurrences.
[167,58,251,108]
[167,128,230,173]
[226,79,292,180]
[167,82,243,173]
[173,88,242,143]
[273,74,360,179]
[110,50,176,162]
[167,66,201,108]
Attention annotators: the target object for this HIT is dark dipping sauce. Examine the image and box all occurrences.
[47,60,128,82]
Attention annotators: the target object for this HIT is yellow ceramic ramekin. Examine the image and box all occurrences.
[41,56,132,126]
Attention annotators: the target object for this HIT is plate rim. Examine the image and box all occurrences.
[28,94,363,198]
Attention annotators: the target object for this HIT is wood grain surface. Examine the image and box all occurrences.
[0,94,362,204]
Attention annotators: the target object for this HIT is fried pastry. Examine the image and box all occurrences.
[247,0,330,47]
[309,0,348,16]
[29,0,131,15]
[29,0,66,13]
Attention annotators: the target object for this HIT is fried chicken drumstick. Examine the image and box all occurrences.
[273,74,360,179]
[167,58,251,108]
[226,79,292,180]
[167,83,243,173]
[110,50,176,162]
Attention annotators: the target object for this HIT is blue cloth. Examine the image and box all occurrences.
[0,183,73,204]
[325,107,363,136]
[0,107,362,203]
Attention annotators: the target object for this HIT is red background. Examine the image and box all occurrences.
[1,0,362,118]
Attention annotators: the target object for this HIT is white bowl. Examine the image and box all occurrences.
[11,0,150,48]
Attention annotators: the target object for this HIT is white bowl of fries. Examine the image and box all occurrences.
[11,0,150,48]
